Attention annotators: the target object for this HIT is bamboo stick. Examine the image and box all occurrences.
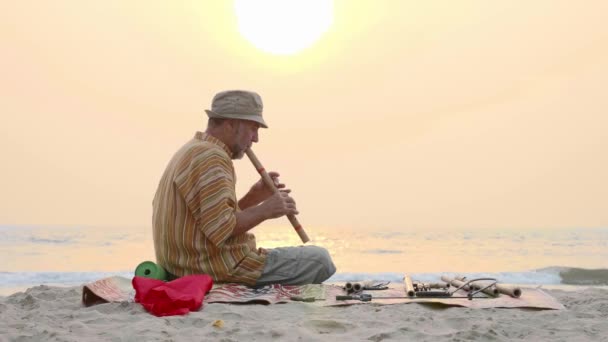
[245,148,310,243]
[404,274,415,297]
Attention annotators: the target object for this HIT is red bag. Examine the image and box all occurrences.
[132,274,213,316]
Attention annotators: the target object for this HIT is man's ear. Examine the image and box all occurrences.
[223,119,236,133]
[228,119,242,134]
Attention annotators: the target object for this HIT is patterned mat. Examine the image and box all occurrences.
[82,276,565,310]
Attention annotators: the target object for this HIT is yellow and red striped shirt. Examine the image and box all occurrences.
[152,131,267,285]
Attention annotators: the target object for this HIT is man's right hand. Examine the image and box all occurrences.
[233,189,298,237]
[261,190,299,219]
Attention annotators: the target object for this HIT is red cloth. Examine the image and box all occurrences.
[132,275,213,316]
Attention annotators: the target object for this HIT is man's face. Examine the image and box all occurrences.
[230,120,260,159]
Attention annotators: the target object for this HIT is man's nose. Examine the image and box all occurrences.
[252,131,259,143]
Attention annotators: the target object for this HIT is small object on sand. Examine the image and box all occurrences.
[290,296,316,302]
[134,261,168,281]
[336,294,372,302]
[212,320,224,328]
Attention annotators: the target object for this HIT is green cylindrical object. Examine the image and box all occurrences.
[135,261,168,280]
[336,295,354,300]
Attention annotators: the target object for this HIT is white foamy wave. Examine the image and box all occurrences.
[0,271,134,287]
[2,266,607,296]
[0,269,568,289]
[327,269,563,285]
[537,266,608,285]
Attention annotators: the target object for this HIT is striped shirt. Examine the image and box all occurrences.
[152,131,267,285]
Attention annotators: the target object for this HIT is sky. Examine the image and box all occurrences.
[1,0,607,232]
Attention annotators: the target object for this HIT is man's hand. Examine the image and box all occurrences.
[238,171,297,212]
[248,171,285,203]
[234,186,298,237]
[260,190,299,219]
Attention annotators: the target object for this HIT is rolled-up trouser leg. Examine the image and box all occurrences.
[255,245,336,286]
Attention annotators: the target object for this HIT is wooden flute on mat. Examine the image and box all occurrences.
[245,148,310,243]
[441,275,522,298]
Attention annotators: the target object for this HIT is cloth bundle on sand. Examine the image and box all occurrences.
[82,276,565,312]
[132,275,213,316]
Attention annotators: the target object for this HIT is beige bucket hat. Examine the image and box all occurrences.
[205,90,268,128]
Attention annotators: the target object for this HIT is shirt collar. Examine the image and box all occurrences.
[195,131,232,157]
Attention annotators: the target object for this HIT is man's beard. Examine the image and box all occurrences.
[231,144,245,159]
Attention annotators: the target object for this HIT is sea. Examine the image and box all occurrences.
[1,225,607,296]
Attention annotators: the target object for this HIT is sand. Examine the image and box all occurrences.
[1,285,607,341]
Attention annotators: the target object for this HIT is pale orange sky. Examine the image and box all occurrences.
[1,1,607,231]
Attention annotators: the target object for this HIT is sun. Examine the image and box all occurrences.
[234,0,334,55]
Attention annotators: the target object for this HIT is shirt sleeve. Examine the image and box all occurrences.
[175,146,237,247]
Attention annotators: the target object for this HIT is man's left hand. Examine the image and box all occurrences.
[248,171,286,203]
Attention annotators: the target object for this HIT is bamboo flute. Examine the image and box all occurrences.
[404,274,415,297]
[245,148,310,243]
[496,284,522,298]
[441,275,499,297]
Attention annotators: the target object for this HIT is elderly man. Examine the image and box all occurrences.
[152,90,336,286]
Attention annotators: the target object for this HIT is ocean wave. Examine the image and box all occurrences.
[0,271,134,287]
[536,267,608,285]
[328,267,608,286]
[1,267,607,292]
[28,237,74,244]
[327,271,561,285]
[363,249,402,254]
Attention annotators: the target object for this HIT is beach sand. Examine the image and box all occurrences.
[1,285,607,341]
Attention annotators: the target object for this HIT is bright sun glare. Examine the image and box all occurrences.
[234,0,334,55]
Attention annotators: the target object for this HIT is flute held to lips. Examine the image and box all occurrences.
[245,148,310,243]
